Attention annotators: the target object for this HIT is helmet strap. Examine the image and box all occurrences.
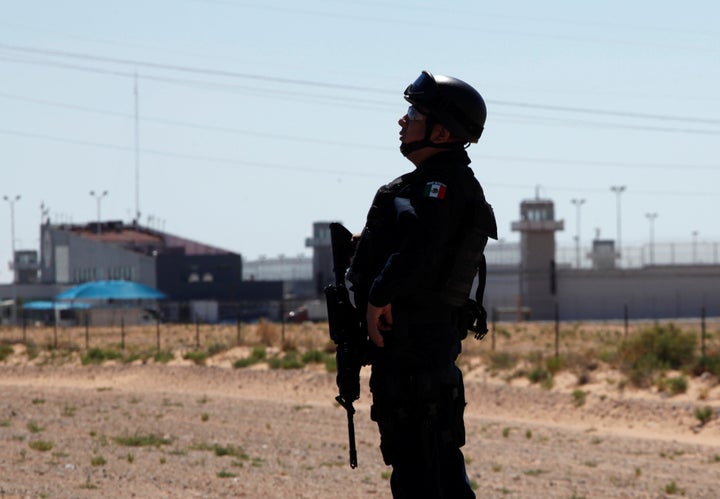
[400,116,467,157]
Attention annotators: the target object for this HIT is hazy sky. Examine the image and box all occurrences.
[2,0,719,283]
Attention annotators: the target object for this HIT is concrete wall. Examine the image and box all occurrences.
[556,265,720,320]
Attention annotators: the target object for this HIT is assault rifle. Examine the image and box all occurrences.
[324,222,366,469]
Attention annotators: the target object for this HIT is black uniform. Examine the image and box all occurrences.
[348,149,496,499]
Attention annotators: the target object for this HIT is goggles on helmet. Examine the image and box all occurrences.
[404,71,437,101]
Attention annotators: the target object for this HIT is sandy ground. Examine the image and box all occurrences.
[1,339,720,498]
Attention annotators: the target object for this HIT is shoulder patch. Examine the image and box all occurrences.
[424,181,447,199]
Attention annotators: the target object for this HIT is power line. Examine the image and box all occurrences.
[478,154,719,172]
[1,43,719,127]
[0,43,390,94]
[2,127,718,197]
[0,128,383,178]
[496,114,720,136]
[0,56,394,108]
[2,56,720,138]
[1,86,719,170]
[493,100,720,126]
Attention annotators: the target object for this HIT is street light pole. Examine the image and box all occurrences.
[571,198,586,269]
[3,194,21,325]
[3,194,21,261]
[646,212,658,265]
[692,230,699,264]
[89,190,108,235]
[610,186,626,263]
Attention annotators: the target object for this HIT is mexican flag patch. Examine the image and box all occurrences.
[424,181,447,199]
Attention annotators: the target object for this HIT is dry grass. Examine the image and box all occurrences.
[0,320,335,356]
[1,318,718,383]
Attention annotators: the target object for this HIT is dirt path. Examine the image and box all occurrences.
[1,364,720,498]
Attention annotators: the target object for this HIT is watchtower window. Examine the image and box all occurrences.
[526,208,550,221]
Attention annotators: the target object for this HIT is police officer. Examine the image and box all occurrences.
[347,71,497,498]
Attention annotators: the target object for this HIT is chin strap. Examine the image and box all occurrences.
[400,116,467,157]
[400,139,466,156]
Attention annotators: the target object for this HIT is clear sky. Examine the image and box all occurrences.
[2,0,719,284]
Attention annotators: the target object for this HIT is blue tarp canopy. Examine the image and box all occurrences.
[23,300,91,310]
[56,280,167,301]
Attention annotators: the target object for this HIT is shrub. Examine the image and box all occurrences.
[528,367,551,384]
[617,323,696,387]
[268,351,304,370]
[28,440,54,452]
[113,433,172,447]
[82,348,123,365]
[154,350,174,363]
[572,389,588,407]
[663,375,688,395]
[324,355,337,373]
[693,352,720,377]
[183,350,208,365]
[0,344,14,361]
[233,346,267,369]
[488,352,517,370]
[695,406,714,426]
[301,349,328,364]
[207,342,229,356]
[545,356,565,375]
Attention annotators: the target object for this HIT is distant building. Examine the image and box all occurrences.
[305,221,336,294]
[13,250,40,284]
[243,254,312,282]
[19,220,283,323]
[511,197,565,320]
[2,197,720,326]
[242,253,315,302]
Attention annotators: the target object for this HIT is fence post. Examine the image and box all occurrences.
[623,303,629,339]
[22,313,27,343]
[236,315,242,346]
[701,306,707,359]
[554,301,560,359]
[53,311,58,349]
[85,313,89,350]
[195,318,200,350]
[156,317,161,353]
[121,317,125,350]
[491,307,497,352]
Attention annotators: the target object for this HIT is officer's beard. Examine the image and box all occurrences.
[399,139,431,157]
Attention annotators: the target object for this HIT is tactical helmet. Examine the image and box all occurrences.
[404,71,486,143]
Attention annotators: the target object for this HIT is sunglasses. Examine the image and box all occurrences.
[407,106,426,121]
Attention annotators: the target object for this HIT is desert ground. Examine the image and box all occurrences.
[1,319,719,498]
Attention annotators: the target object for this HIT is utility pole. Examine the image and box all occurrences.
[3,195,21,261]
[571,198,586,269]
[134,72,141,222]
[89,190,108,235]
[3,194,21,325]
[646,212,658,265]
[610,186,626,264]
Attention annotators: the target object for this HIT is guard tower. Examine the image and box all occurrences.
[305,221,335,295]
[511,197,564,319]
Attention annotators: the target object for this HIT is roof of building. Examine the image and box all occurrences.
[61,220,236,256]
